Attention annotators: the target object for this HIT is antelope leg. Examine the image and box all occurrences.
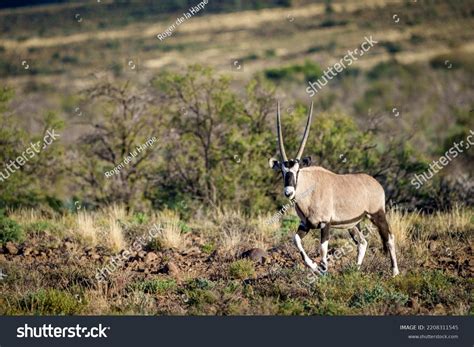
[319,223,330,272]
[293,224,317,271]
[351,225,367,266]
[387,234,399,276]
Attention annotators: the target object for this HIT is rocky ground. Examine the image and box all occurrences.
[1,228,472,315]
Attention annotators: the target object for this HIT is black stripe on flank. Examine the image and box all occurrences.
[331,212,367,226]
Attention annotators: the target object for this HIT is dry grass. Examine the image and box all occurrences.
[105,204,127,222]
[154,210,184,250]
[1,206,472,315]
[249,215,281,250]
[75,211,97,246]
[386,208,420,249]
[215,209,250,257]
[220,229,245,257]
[7,208,42,225]
[430,204,472,233]
[106,217,125,252]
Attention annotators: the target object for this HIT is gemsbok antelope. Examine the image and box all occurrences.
[269,102,399,276]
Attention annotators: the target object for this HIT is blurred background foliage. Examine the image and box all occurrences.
[0,0,473,216]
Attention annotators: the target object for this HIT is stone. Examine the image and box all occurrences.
[5,242,18,255]
[22,247,33,256]
[145,252,158,263]
[162,261,179,276]
[241,248,268,263]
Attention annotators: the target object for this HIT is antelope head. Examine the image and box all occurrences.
[269,101,314,199]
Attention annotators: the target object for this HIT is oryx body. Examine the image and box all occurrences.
[269,102,399,276]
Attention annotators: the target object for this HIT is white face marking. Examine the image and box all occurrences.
[282,162,299,199]
[284,186,295,199]
[282,162,299,175]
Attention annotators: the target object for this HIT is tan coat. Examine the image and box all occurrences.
[294,166,386,229]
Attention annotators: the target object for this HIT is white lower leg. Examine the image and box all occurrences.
[357,238,367,266]
[387,234,399,276]
[294,234,317,271]
[320,240,328,271]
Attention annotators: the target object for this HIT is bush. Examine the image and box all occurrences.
[430,52,474,73]
[229,259,255,279]
[381,41,402,54]
[367,61,419,81]
[25,221,58,236]
[264,60,323,82]
[0,213,23,243]
[17,289,84,315]
[349,284,408,308]
[131,278,176,294]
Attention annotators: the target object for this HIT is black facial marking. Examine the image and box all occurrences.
[283,160,296,168]
[284,171,296,187]
[302,156,311,167]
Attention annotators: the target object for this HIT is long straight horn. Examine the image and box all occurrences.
[277,101,288,162]
[295,101,314,161]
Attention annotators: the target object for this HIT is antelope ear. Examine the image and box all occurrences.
[302,156,312,167]
[268,157,281,170]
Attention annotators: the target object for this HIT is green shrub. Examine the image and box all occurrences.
[25,221,58,236]
[186,289,218,310]
[278,298,306,315]
[132,212,149,225]
[0,213,23,243]
[229,259,255,279]
[280,215,300,236]
[311,299,349,315]
[381,41,402,54]
[181,278,218,312]
[410,34,425,45]
[349,284,408,308]
[178,220,191,233]
[201,242,215,254]
[430,52,474,73]
[131,278,176,294]
[264,60,323,82]
[367,61,419,81]
[186,278,215,290]
[17,289,84,315]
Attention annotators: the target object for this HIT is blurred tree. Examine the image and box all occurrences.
[151,65,276,213]
[0,86,64,209]
[71,82,162,210]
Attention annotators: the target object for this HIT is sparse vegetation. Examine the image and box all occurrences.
[229,259,256,279]
[0,0,472,316]
[0,207,472,315]
[131,278,176,294]
[0,211,23,243]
